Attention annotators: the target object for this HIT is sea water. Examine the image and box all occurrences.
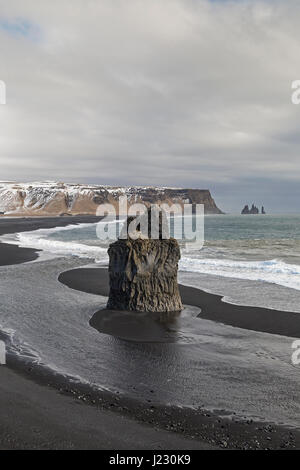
[14,214,300,311]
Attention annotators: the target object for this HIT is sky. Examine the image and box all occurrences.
[0,0,300,213]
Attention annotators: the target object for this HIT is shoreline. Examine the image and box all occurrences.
[0,215,103,266]
[0,217,299,449]
[0,216,216,449]
[4,349,299,450]
[0,215,103,237]
[59,267,300,339]
[0,366,214,450]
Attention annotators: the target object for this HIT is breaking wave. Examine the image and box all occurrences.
[9,221,300,291]
[15,223,109,263]
[180,257,300,291]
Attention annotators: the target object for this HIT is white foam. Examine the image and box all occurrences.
[179,257,300,291]
[15,223,109,262]
[6,221,300,291]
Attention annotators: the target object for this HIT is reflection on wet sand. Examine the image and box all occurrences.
[90,306,200,343]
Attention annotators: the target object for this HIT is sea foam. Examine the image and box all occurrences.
[180,256,300,291]
[9,221,300,291]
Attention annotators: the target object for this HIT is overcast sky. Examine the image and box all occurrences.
[0,0,300,213]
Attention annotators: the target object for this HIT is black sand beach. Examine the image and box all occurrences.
[0,242,39,266]
[60,267,300,339]
[0,217,299,450]
[0,216,215,450]
[0,215,102,237]
[0,367,215,450]
[0,216,102,266]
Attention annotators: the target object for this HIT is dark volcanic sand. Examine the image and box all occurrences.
[0,216,215,450]
[57,267,300,449]
[0,242,40,266]
[0,216,102,266]
[0,217,299,449]
[59,267,300,339]
[0,215,102,237]
[3,355,299,450]
[0,367,215,450]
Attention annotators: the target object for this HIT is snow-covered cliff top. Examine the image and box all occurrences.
[0,181,221,215]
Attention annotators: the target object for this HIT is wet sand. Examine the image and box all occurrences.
[60,267,300,338]
[0,367,215,450]
[0,215,102,237]
[0,242,40,266]
[57,267,300,449]
[0,216,102,266]
[0,216,216,450]
[0,217,299,449]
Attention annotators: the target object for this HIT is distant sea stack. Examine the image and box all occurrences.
[241,204,266,214]
[0,182,223,216]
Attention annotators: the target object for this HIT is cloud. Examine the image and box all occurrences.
[0,0,299,211]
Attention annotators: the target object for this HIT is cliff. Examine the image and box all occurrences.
[0,182,223,216]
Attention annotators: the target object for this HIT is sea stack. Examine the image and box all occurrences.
[107,207,183,312]
[241,204,250,214]
[241,203,260,214]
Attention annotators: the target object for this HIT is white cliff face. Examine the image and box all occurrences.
[0,181,222,215]
[0,184,25,212]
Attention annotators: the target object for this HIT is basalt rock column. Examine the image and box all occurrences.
[107,209,183,312]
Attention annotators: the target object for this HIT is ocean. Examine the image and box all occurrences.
[14,214,300,312]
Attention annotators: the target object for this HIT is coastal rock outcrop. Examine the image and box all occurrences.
[241,204,250,214]
[107,209,183,313]
[241,203,260,214]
